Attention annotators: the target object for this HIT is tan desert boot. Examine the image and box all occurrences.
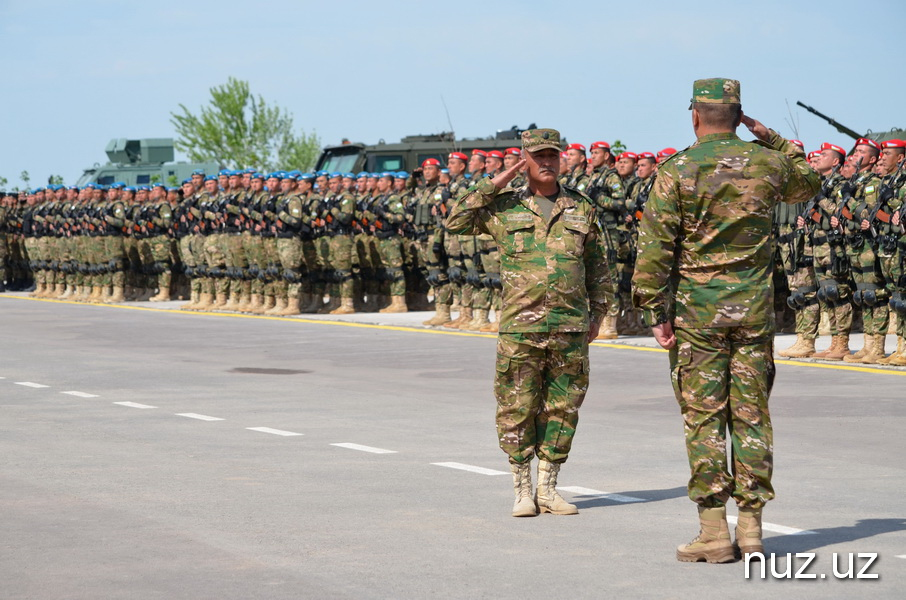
[535,460,578,515]
[734,507,764,558]
[676,506,736,563]
[330,297,355,315]
[510,461,537,517]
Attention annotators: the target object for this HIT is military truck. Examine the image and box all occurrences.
[315,125,555,173]
[797,102,906,145]
[75,138,220,187]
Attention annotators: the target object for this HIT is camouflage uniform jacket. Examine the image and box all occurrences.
[446,177,611,333]
[564,164,591,194]
[632,130,820,329]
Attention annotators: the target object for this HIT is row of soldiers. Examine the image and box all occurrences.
[0,142,669,338]
[774,137,906,365]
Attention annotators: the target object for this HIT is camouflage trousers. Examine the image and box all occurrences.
[778,242,819,339]
[670,323,776,509]
[475,235,499,311]
[276,237,303,300]
[377,236,405,297]
[880,252,905,339]
[204,233,229,295]
[600,227,623,318]
[419,231,451,304]
[848,240,889,336]
[328,234,354,298]
[494,332,589,465]
[0,233,8,283]
[812,239,853,336]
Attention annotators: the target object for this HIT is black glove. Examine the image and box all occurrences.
[465,268,482,287]
[447,265,463,284]
[426,268,442,287]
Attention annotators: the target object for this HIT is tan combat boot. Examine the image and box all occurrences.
[423,303,451,326]
[379,295,408,313]
[734,507,764,558]
[212,291,229,309]
[278,296,302,316]
[480,319,499,333]
[510,461,537,517]
[463,308,491,331]
[856,334,886,364]
[194,292,214,311]
[60,284,75,299]
[823,335,850,361]
[223,290,241,311]
[444,306,472,328]
[99,285,114,303]
[236,291,252,312]
[246,293,264,314]
[781,336,816,359]
[777,335,804,358]
[330,297,355,315]
[535,460,578,515]
[811,336,839,359]
[149,287,170,302]
[180,289,199,311]
[597,315,618,340]
[54,283,66,298]
[888,337,906,366]
[106,286,125,304]
[676,506,735,563]
[266,297,287,315]
[29,282,44,298]
[845,336,870,362]
[260,295,276,314]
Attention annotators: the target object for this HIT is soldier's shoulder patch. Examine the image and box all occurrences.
[865,185,875,194]
[562,213,586,225]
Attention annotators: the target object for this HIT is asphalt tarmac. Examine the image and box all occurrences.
[1,293,904,599]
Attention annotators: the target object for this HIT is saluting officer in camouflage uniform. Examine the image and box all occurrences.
[633,79,820,562]
[447,128,612,518]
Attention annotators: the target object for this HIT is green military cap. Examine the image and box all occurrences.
[521,128,562,153]
[689,78,740,109]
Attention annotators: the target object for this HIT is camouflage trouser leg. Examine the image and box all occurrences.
[849,243,889,335]
[190,234,209,294]
[178,236,199,294]
[670,323,776,509]
[788,264,819,339]
[0,233,8,284]
[224,232,246,296]
[204,233,229,295]
[494,332,589,465]
[378,236,405,296]
[242,233,263,295]
[301,239,320,297]
[277,237,303,299]
[105,236,126,287]
[263,237,279,297]
[419,231,451,304]
[813,241,852,335]
[367,235,383,300]
[149,235,172,294]
[328,234,354,298]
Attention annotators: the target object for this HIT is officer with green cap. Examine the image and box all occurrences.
[447,128,613,518]
[633,78,820,562]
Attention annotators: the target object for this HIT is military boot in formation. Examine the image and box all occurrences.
[106,286,125,304]
[444,306,472,328]
[817,335,850,361]
[330,297,355,315]
[676,506,736,563]
[535,460,578,515]
[597,315,618,340]
[423,303,451,326]
[194,292,214,312]
[777,335,816,358]
[463,308,490,331]
[734,507,764,559]
[379,295,408,313]
[149,286,170,302]
[887,338,906,366]
[510,461,537,517]
[265,296,287,315]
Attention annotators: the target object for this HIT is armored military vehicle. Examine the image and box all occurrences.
[315,125,555,173]
[75,138,220,187]
[797,102,906,145]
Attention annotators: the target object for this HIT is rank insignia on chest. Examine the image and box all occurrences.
[562,214,586,225]
[505,213,533,223]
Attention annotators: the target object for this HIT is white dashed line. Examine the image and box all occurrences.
[331,443,397,454]
[895,555,906,560]
[726,515,816,536]
[177,413,225,422]
[62,391,99,398]
[14,382,49,388]
[431,462,509,476]
[114,401,157,409]
[246,427,303,437]
[558,486,646,504]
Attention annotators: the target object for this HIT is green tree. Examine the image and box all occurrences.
[0,175,8,189]
[20,170,30,188]
[170,77,320,171]
[48,174,64,185]
[610,139,628,156]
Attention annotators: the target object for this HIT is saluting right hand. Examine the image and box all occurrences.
[491,158,527,190]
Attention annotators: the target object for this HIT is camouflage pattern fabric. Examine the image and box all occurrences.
[670,322,775,508]
[495,332,588,464]
[446,177,612,332]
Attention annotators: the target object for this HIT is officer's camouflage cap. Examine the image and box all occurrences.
[521,128,562,153]
[689,78,740,109]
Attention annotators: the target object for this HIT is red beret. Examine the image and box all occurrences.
[505,147,521,156]
[617,152,638,162]
[657,147,677,159]
[421,158,441,167]
[637,152,656,160]
[590,141,610,150]
[854,138,881,151]
[448,152,468,162]
[821,142,846,157]
[566,143,586,152]
[471,149,487,157]
[807,150,820,160]
[789,139,805,148]
[560,152,568,158]
[487,150,505,159]
[881,139,906,149]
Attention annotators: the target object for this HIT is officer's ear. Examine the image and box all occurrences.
[733,106,743,129]
[691,107,701,130]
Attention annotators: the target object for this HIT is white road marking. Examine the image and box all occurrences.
[727,515,816,536]
[431,462,509,476]
[331,442,397,454]
[246,427,303,437]
[114,401,157,409]
[62,391,99,398]
[14,382,49,388]
[558,486,646,504]
[895,555,906,560]
[177,413,225,422]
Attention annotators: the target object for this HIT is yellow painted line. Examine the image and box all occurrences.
[4,294,905,377]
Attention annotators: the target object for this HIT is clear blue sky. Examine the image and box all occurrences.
[2,0,904,188]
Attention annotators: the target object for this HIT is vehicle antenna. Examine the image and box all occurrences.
[441,95,459,153]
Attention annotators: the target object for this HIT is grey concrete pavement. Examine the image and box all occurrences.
[1,293,904,599]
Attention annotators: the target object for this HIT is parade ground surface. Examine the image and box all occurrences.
[1,293,904,599]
